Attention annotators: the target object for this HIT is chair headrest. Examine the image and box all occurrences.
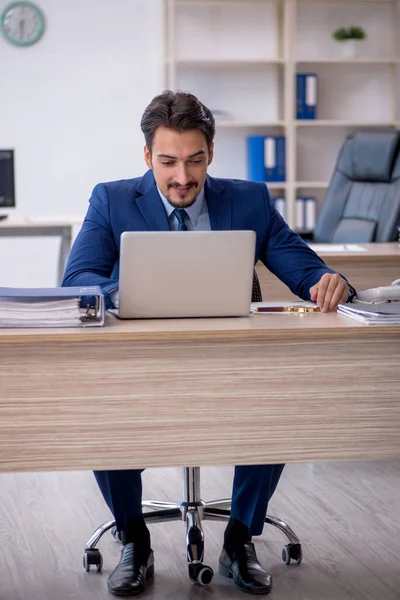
[350,131,400,183]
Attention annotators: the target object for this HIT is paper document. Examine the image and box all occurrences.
[338,301,400,325]
[0,298,81,327]
[309,244,367,252]
[0,286,104,328]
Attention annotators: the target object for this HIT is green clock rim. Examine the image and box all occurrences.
[1,0,45,47]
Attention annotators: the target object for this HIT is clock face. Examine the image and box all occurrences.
[1,1,45,46]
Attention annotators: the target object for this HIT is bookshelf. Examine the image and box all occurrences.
[164,0,400,233]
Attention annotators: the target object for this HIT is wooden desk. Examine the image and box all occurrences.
[256,243,400,301]
[0,313,399,474]
[0,216,83,285]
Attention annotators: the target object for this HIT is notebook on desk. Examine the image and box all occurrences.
[110,230,256,319]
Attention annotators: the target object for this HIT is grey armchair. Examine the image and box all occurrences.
[313,130,400,243]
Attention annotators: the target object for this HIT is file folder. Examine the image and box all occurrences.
[0,285,104,327]
[248,136,286,182]
[265,136,286,182]
[305,74,317,119]
[304,197,317,230]
[296,197,305,230]
[247,136,265,182]
[275,136,286,182]
[296,74,317,120]
[264,136,277,181]
[273,196,286,220]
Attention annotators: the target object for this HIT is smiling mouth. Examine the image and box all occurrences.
[170,184,196,195]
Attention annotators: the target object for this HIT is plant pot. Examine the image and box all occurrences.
[340,39,358,59]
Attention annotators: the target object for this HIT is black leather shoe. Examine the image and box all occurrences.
[219,541,272,595]
[107,542,154,597]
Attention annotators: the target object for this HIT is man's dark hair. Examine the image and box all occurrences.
[141,90,215,153]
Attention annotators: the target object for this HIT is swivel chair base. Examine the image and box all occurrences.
[83,467,302,585]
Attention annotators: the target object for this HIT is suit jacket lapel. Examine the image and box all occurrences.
[135,170,170,231]
[205,175,232,230]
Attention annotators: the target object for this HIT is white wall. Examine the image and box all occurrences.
[0,0,165,286]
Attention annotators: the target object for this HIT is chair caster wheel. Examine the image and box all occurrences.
[282,543,302,565]
[188,563,214,586]
[83,548,103,572]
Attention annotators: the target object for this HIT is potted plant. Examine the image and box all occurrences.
[332,26,366,59]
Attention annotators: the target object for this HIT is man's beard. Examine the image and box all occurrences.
[165,181,199,208]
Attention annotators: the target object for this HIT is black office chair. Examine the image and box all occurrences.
[83,271,302,585]
[313,130,400,243]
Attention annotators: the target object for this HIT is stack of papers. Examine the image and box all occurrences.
[0,286,104,328]
[0,298,81,327]
[338,302,400,325]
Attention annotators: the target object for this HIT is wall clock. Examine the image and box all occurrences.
[1,1,45,47]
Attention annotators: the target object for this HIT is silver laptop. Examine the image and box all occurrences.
[114,230,256,319]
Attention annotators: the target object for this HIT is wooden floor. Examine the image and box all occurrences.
[0,461,399,600]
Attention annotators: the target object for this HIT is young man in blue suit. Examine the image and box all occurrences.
[63,91,353,597]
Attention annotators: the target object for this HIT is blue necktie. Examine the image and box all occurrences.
[174,208,188,231]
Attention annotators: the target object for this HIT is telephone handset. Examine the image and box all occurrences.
[356,279,400,303]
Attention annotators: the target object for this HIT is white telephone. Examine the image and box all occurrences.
[355,279,400,303]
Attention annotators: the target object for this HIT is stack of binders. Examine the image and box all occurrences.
[248,135,286,183]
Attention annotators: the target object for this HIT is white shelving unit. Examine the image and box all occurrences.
[164,0,400,232]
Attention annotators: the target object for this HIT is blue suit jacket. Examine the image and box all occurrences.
[62,170,335,308]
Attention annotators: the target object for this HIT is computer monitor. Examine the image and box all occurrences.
[0,150,15,218]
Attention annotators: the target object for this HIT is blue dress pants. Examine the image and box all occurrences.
[94,463,284,537]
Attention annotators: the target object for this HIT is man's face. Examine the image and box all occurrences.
[144,127,214,208]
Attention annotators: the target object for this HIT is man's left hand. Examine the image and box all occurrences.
[309,273,349,313]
